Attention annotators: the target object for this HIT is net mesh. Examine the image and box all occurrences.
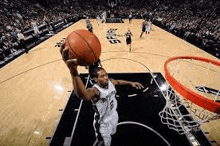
[159,86,200,135]
[158,56,220,135]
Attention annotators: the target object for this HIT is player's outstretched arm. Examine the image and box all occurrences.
[112,79,144,89]
[60,43,98,101]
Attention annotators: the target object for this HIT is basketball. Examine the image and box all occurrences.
[65,29,101,66]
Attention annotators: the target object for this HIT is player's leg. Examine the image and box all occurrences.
[102,135,112,146]
[93,138,104,146]
[93,120,104,146]
[99,116,118,146]
[140,30,144,38]
[126,38,129,51]
[146,31,149,38]
[127,38,131,52]
[99,124,112,146]
[129,38,132,52]
[97,113,118,146]
[129,44,131,52]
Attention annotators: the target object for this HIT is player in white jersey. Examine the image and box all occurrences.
[96,15,101,26]
[60,43,144,146]
[128,13,132,24]
[92,79,118,146]
[145,19,152,38]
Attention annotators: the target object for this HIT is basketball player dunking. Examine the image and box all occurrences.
[60,43,144,146]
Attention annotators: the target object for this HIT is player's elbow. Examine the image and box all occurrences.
[77,93,92,101]
[82,96,92,101]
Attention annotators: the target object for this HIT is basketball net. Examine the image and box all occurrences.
[159,56,220,135]
[111,2,115,8]
[108,0,117,8]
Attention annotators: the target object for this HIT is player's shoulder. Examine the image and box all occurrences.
[110,78,117,86]
[89,86,100,100]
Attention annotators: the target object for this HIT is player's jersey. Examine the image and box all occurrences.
[86,23,93,32]
[86,18,90,24]
[142,21,147,32]
[92,80,118,124]
[96,16,100,20]
[125,31,132,38]
[145,22,151,32]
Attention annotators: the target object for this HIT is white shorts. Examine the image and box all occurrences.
[94,113,118,146]
[145,26,151,32]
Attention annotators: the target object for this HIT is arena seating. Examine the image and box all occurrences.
[0,0,219,68]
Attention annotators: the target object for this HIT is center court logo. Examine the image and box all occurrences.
[106,28,121,44]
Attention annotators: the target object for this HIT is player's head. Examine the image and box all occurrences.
[89,62,108,87]
[96,68,109,87]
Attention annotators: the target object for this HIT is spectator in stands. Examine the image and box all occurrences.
[31,19,40,37]
[9,27,19,51]
[0,48,4,61]
[0,35,5,61]
[43,15,52,31]
[0,0,219,62]
[1,35,12,56]
[16,28,28,53]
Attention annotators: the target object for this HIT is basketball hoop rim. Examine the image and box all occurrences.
[164,56,220,113]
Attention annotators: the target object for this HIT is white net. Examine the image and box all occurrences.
[158,56,220,135]
[159,86,200,135]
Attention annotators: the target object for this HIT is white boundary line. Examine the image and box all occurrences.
[64,74,91,146]
[118,121,171,146]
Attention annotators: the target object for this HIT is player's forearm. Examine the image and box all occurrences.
[115,80,133,86]
[115,79,144,89]
[70,72,91,101]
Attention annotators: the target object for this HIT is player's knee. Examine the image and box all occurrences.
[100,129,110,137]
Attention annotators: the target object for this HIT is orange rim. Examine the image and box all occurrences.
[164,56,220,113]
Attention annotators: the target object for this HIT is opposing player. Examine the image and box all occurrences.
[124,28,133,52]
[140,19,147,38]
[96,14,101,26]
[101,11,106,23]
[60,43,144,146]
[86,16,90,24]
[145,19,152,38]
[86,22,94,33]
[128,13,132,24]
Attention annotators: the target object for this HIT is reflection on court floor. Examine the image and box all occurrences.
[50,73,211,146]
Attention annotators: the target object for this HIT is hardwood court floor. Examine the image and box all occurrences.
[0,19,219,146]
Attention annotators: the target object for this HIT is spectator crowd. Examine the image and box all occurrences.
[0,0,219,67]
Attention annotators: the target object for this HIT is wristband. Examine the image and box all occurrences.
[70,69,79,76]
